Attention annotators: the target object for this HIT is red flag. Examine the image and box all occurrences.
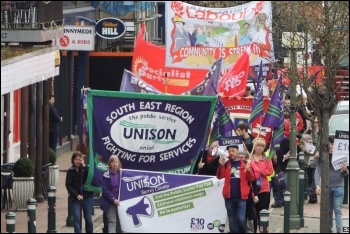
[132,22,208,94]
[138,22,145,38]
[217,51,250,97]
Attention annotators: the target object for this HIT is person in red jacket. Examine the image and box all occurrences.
[217,145,258,233]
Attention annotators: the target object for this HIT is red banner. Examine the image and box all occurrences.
[220,96,272,143]
[132,25,208,94]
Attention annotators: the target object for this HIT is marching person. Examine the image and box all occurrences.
[65,151,94,233]
[196,140,220,176]
[100,155,123,233]
[217,144,258,233]
[251,138,273,232]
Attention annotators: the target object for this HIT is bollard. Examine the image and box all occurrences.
[284,191,291,233]
[298,152,308,200]
[6,212,16,233]
[47,186,57,233]
[298,170,305,228]
[259,209,270,233]
[66,195,74,227]
[27,198,37,233]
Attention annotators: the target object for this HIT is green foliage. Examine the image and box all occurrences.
[49,148,57,165]
[13,157,35,177]
[184,1,250,8]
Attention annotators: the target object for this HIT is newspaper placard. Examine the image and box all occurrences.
[305,143,316,154]
[332,130,349,171]
[341,217,349,233]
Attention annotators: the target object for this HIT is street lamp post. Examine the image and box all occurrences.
[283,1,301,229]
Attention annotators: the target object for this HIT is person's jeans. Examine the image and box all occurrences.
[283,171,288,188]
[273,190,284,206]
[329,186,344,233]
[225,198,247,233]
[72,196,94,233]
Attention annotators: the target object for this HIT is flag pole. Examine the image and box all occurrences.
[197,105,216,174]
[165,71,168,94]
[249,118,263,158]
[200,122,213,163]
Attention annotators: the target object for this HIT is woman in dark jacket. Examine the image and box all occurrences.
[65,152,94,233]
[100,155,122,233]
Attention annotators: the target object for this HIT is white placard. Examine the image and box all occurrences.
[305,143,316,154]
[308,156,315,165]
[332,131,349,171]
[341,217,349,233]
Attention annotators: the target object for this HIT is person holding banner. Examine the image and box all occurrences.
[65,152,94,233]
[196,140,220,176]
[244,86,254,99]
[100,155,122,233]
[314,136,349,233]
[217,145,258,233]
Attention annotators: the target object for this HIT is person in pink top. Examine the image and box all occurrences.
[251,138,273,233]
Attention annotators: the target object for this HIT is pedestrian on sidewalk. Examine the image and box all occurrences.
[65,151,94,233]
[49,94,62,152]
[100,155,122,233]
[314,136,349,233]
[299,133,319,204]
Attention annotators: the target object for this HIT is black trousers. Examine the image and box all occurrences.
[49,128,58,152]
[254,192,271,233]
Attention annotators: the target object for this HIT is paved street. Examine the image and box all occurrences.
[1,150,348,233]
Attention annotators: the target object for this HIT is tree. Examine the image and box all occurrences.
[272,1,349,232]
[298,3,348,232]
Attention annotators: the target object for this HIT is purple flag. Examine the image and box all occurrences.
[268,121,284,160]
[210,97,236,143]
[262,76,283,128]
[120,69,162,94]
[248,61,264,124]
[182,57,222,96]
[264,77,285,159]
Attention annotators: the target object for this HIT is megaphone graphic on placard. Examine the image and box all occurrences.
[211,146,229,160]
[126,196,154,226]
